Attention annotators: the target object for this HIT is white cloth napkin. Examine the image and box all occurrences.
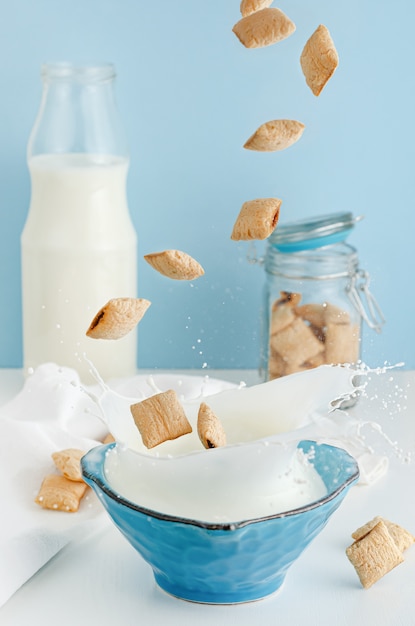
[0,364,110,607]
[0,362,388,607]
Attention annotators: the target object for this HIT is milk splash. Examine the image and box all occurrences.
[79,356,343,520]
[347,361,412,466]
[78,356,413,473]
[80,356,363,455]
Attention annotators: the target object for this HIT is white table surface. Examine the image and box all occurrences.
[1,367,415,626]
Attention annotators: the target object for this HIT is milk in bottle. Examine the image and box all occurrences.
[21,64,138,383]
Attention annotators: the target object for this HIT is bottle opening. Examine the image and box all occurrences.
[41,62,116,83]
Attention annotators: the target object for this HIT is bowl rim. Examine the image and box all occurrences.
[81,439,359,531]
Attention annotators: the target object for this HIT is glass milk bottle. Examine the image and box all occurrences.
[21,63,138,383]
[260,212,384,381]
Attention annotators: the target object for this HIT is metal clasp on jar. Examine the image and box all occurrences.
[348,269,385,333]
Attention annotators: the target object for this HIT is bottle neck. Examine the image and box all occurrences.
[28,63,128,159]
[264,242,359,280]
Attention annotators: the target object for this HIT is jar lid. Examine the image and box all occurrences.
[269,212,363,252]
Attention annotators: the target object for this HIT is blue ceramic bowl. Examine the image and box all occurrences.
[81,440,359,604]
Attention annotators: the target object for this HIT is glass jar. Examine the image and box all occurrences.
[21,63,138,383]
[260,212,384,381]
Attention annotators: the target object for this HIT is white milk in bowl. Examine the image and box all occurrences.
[104,442,328,524]
[21,153,137,383]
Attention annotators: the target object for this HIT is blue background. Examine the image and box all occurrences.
[1,0,414,371]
